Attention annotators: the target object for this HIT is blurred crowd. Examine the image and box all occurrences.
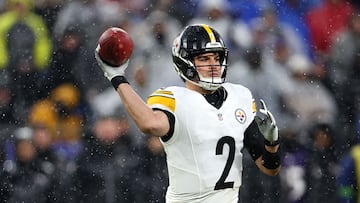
[0,0,360,202]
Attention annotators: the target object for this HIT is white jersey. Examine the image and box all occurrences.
[147,83,256,203]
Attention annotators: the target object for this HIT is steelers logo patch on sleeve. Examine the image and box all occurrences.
[147,89,176,112]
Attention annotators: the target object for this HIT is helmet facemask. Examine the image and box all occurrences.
[172,24,228,91]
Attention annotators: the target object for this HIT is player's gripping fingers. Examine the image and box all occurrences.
[255,99,279,144]
[259,99,276,125]
[94,45,127,80]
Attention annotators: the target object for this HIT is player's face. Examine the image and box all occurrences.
[194,52,221,78]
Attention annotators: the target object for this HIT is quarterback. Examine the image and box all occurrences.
[95,24,280,203]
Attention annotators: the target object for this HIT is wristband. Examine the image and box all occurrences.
[262,148,280,169]
[111,76,129,89]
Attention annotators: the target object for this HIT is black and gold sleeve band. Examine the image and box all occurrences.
[111,76,129,89]
[262,148,281,169]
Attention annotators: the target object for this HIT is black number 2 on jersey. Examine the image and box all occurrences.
[214,136,235,190]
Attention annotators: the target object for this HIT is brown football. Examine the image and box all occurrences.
[98,27,133,66]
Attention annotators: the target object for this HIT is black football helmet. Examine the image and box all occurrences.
[172,24,228,90]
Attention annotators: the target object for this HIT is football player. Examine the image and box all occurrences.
[95,24,280,203]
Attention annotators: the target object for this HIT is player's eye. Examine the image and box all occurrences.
[194,56,208,61]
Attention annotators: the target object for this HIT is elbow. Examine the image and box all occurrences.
[138,122,155,135]
[136,110,170,137]
[137,120,164,137]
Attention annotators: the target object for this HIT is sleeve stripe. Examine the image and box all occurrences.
[252,99,257,113]
[153,90,173,95]
[148,93,174,99]
[148,104,174,113]
[147,95,176,112]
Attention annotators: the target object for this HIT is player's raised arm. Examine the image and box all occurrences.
[94,27,170,137]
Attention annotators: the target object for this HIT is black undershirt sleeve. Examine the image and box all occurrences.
[152,108,175,142]
[243,119,264,161]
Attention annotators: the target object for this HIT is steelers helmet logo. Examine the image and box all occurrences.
[172,36,180,54]
[235,108,246,124]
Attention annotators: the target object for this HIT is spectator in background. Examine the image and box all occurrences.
[40,24,94,121]
[189,0,232,43]
[73,109,146,203]
[271,0,317,58]
[0,70,15,175]
[31,124,59,165]
[87,86,168,202]
[153,0,199,25]
[52,0,127,99]
[42,25,85,94]
[226,0,272,23]
[248,8,308,60]
[305,123,339,203]
[0,71,16,127]
[0,0,52,123]
[28,83,85,161]
[279,129,308,203]
[33,0,63,33]
[337,128,360,203]
[0,126,61,202]
[130,9,183,98]
[32,124,73,202]
[141,136,168,203]
[227,44,294,131]
[305,0,354,58]
[0,0,52,71]
[328,11,360,147]
[260,39,307,131]
[283,54,338,144]
[188,0,253,62]
[106,0,149,19]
